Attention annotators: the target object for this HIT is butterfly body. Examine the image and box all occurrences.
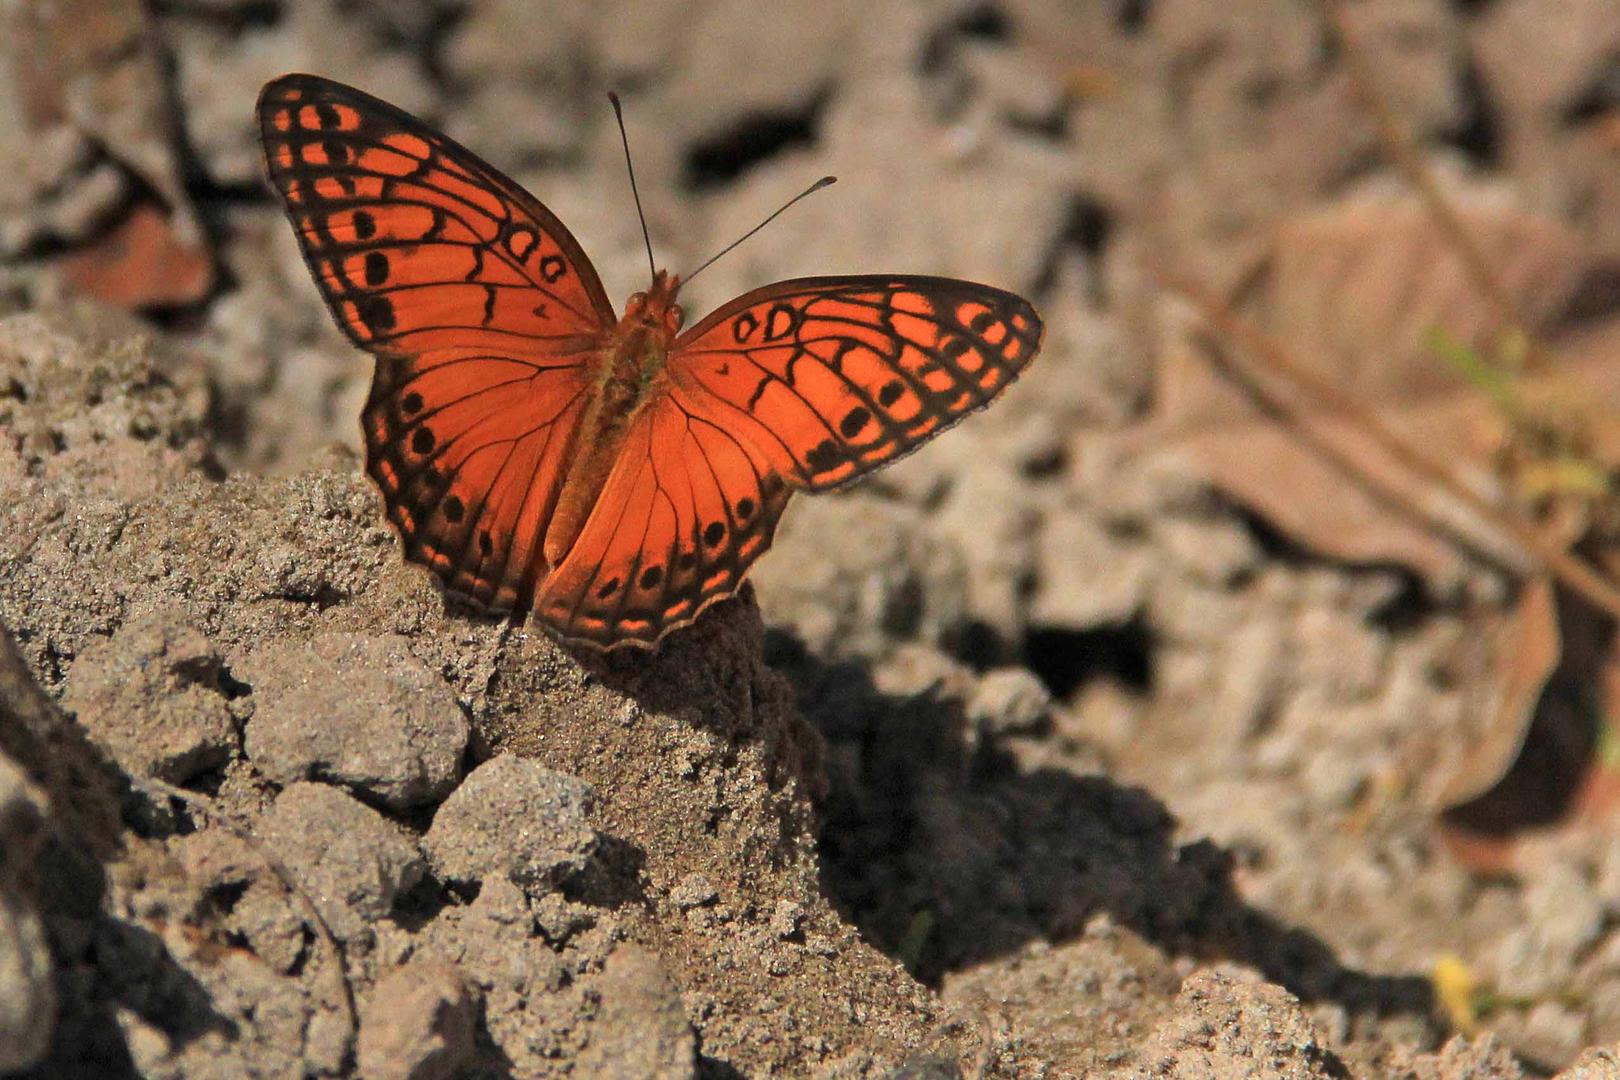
[259,74,1044,650]
[549,270,685,564]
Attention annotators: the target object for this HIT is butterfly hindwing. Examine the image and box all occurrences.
[536,393,790,648]
[259,74,612,612]
[362,359,590,612]
[666,275,1043,490]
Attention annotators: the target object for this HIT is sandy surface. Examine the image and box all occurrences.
[5,0,1620,1077]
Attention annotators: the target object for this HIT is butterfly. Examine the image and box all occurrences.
[257,74,1043,650]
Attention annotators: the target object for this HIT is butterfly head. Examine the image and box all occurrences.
[621,268,685,338]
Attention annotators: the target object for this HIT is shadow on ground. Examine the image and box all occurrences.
[766,629,1436,1022]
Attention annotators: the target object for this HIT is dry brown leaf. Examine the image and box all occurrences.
[1440,575,1616,874]
[1442,577,1562,813]
[1148,193,1611,583]
[54,200,215,311]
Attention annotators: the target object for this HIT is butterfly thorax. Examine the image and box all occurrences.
[543,271,685,566]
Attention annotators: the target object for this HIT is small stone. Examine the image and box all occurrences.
[424,756,598,893]
[256,782,426,941]
[532,891,595,944]
[171,827,305,969]
[241,632,469,811]
[669,873,718,911]
[769,899,804,940]
[966,667,1054,737]
[303,1004,353,1077]
[577,945,697,1080]
[887,1055,964,1080]
[62,610,235,783]
[357,960,479,1080]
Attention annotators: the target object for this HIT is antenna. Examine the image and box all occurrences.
[608,92,656,283]
[683,176,837,286]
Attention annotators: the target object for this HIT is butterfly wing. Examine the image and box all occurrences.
[535,393,791,648]
[258,74,613,611]
[536,275,1042,648]
[666,275,1042,489]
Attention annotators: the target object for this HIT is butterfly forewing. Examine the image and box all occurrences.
[668,275,1042,490]
[259,74,613,612]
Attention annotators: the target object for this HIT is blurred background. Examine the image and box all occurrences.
[8,0,1620,1073]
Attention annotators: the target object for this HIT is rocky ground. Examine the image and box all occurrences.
[5,0,1620,1077]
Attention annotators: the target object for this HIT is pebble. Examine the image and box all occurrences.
[577,945,697,1080]
[424,756,599,893]
[256,782,426,941]
[966,667,1054,737]
[62,610,234,784]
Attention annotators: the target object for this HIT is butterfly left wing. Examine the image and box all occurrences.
[258,73,615,353]
[258,74,615,613]
[535,275,1042,648]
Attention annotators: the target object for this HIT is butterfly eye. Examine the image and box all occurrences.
[666,304,684,332]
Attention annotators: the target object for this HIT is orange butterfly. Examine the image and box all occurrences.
[258,74,1043,649]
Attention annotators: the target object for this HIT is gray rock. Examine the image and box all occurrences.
[62,610,235,783]
[242,632,469,811]
[424,756,598,892]
[577,945,696,1080]
[357,960,479,1080]
[256,782,426,942]
[0,754,54,1073]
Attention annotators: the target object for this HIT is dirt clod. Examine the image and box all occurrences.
[62,609,235,783]
[1135,969,1341,1080]
[258,781,426,942]
[423,755,600,893]
[576,944,697,1080]
[242,631,470,811]
[356,959,479,1080]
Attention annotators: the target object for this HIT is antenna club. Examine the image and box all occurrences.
[682,175,840,285]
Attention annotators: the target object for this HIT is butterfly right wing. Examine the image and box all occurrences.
[259,74,612,611]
